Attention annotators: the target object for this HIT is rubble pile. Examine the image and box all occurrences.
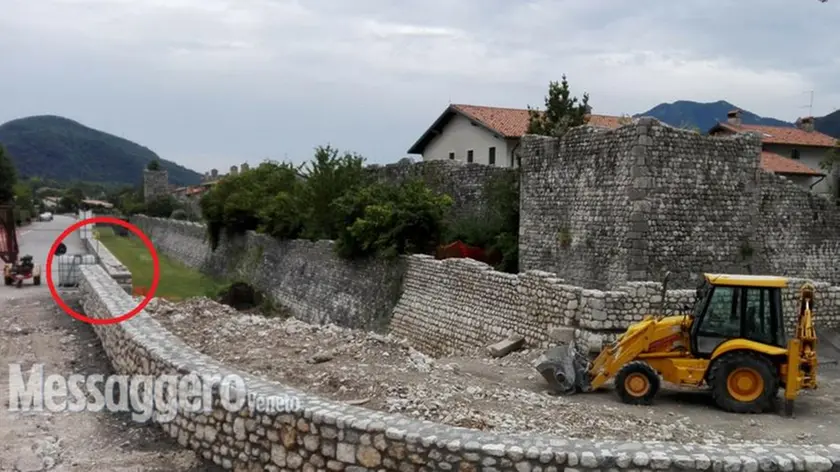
[145,297,784,444]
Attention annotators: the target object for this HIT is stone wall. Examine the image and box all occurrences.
[75,263,840,471]
[130,215,405,332]
[143,169,170,203]
[754,171,840,283]
[519,118,840,289]
[365,158,516,221]
[389,255,840,357]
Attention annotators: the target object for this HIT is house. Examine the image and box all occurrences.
[708,110,837,195]
[406,104,625,168]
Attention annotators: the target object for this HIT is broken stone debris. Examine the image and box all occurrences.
[486,334,525,358]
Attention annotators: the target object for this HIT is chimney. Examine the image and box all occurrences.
[727,109,742,126]
[796,116,815,132]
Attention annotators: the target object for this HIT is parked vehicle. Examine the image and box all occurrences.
[38,212,53,221]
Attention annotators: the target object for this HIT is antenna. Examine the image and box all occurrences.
[801,90,814,117]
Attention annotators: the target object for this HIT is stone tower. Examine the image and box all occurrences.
[143,169,169,203]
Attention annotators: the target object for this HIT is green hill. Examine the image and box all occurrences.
[0,115,202,186]
[815,109,840,139]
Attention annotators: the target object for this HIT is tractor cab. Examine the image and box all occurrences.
[688,274,788,358]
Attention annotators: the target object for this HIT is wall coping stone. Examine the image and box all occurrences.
[78,264,840,471]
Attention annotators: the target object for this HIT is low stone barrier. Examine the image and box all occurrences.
[74,210,133,293]
[83,236,132,293]
[77,264,840,471]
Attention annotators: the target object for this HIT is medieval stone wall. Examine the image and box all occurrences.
[754,171,840,282]
[131,215,840,358]
[131,216,405,332]
[519,118,840,289]
[143,169,170,203]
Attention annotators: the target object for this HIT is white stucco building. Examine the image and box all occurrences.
[709,110,838,196]
[406,104,623,168]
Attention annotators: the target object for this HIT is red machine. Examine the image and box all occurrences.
[1,204,41,287]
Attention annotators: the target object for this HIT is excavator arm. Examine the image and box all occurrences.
[782,282,818,415]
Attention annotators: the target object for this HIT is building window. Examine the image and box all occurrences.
[467,150,473,163]
[448,152,455,160]
[489,147,496,166]
[791,149,800,160]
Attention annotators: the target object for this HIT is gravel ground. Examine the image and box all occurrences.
[145,297,840,447]
[0,292,220,471]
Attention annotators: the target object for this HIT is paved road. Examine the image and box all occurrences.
[15,215,87,289]
[0,216,216,471]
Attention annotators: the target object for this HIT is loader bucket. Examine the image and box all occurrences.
[534,343,591,394]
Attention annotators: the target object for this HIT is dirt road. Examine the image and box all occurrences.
[0,217,216,471]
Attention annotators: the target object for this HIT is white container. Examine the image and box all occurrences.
[56,254,97,287]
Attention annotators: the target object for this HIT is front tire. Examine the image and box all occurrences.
[615,361,661,405]
[708,351,778,413]
[33,276,41,286]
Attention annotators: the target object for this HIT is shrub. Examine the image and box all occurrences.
[170,209,188,220]
[333,179,453,259]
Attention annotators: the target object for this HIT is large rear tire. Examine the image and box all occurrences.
[615,361,660,405]
[708,351,778,413]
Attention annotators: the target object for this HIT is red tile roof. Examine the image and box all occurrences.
[714,122,837,147]
[760,151,824,176]
[450,104,622,137]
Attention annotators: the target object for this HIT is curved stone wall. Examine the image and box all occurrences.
[77,264,840,471]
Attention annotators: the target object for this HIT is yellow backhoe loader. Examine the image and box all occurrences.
[536,273,818,415]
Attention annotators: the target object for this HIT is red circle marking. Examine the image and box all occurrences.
[46,217,160,325]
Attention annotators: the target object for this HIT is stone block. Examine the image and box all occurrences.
[548,327,575,344]
[486,335,525,358]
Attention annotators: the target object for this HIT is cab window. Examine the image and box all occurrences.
[744,287,773,344]
[694,286,740,355]
[700,286,741,337]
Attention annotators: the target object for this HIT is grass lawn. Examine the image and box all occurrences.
[95,226,226,301]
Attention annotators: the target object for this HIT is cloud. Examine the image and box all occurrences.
[0,0,838,169]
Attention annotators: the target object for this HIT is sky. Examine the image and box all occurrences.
[1,0,839,172]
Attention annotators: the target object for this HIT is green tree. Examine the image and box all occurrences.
[297,145,367,240]
[200,161,301,249]
[527,75,590,138]
[147,159,162,171]
[13,182,35,214]
[145,195,177,218]
[0,144,18,204]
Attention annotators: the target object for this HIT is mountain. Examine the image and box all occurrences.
[815,109,840,139]
[0,115,202,187]
[634,100,794,132]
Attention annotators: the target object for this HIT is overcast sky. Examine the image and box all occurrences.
[1,0,838,171]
